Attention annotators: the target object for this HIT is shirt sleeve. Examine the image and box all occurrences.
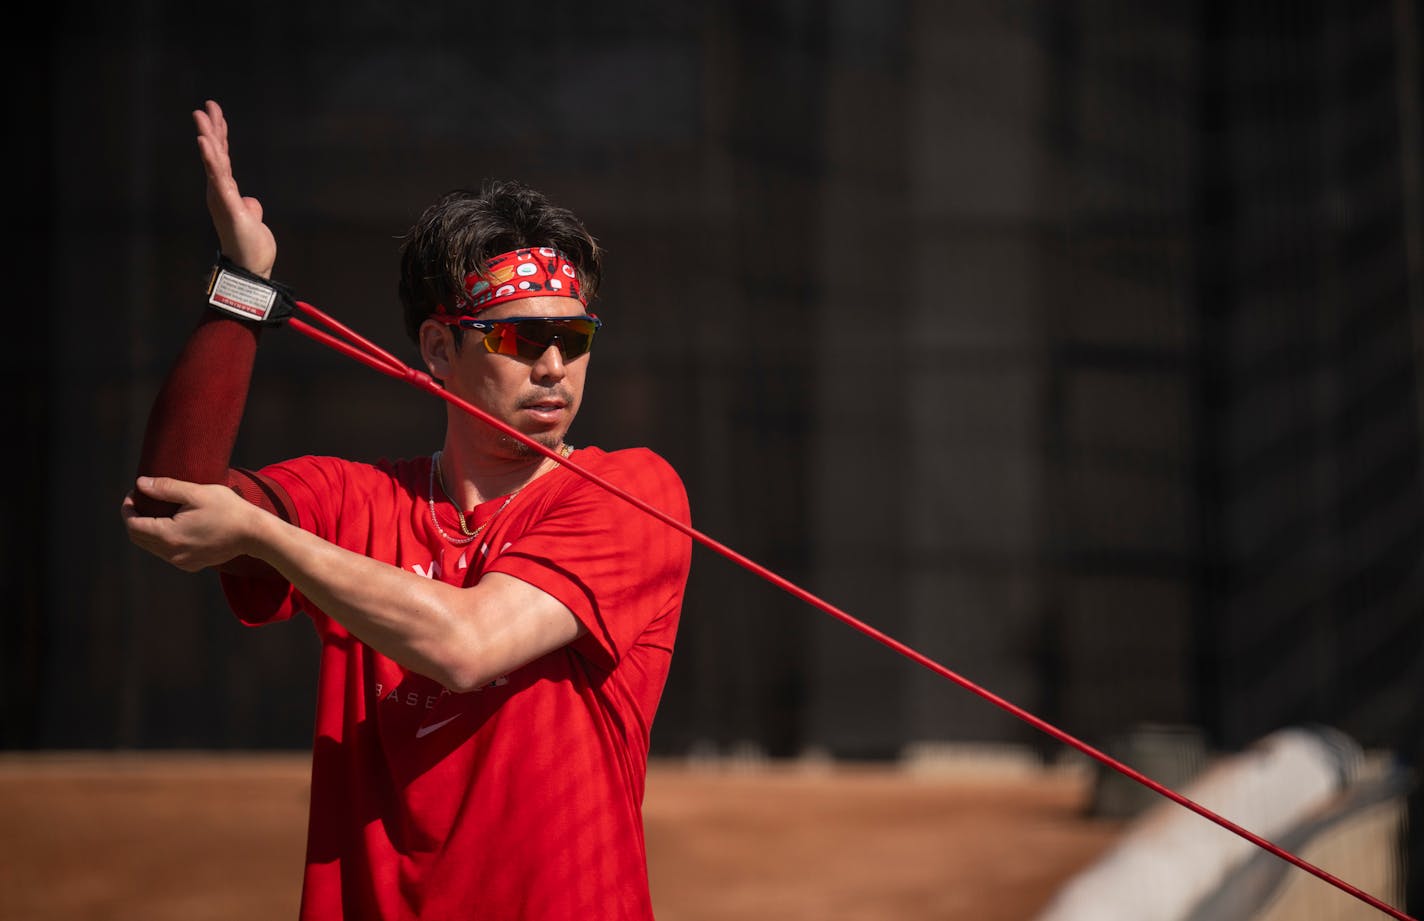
[218,456,347,626]
[486,449,693,671]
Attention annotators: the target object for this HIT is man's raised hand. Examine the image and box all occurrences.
[193,99,277,279]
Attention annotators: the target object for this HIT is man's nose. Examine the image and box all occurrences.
[532,342,566,382]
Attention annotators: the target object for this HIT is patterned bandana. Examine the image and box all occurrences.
[433,247,586,320]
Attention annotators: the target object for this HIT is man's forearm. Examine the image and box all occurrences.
[240,505,582,692]
[134,313,260,516]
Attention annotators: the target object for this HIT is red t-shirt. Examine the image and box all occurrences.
[220,447,692,921]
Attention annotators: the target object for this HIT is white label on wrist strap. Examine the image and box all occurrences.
[208,268,277,321]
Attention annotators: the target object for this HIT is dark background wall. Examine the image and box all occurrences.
[5,1,1422,878]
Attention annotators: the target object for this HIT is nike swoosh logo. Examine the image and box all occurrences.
[415,713,462,739]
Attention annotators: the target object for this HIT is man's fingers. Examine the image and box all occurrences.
[122,476,248,573]
[206,99,227,142]
[189,100,278,277]
[134,475,197,507]
[121,491,170,548]
[195,102,234,184]
[193,100,224,136]
[196,133,235,186]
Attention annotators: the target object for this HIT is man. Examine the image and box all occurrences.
[123,100,692,921]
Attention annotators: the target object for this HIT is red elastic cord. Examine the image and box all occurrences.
[287,300,1414,921]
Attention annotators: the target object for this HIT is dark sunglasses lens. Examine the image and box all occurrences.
[482,319,597,360]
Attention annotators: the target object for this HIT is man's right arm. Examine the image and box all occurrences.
[130,101,292,573]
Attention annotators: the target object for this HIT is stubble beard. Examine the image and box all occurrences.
[502,385,576,457]
[502,430,564,457]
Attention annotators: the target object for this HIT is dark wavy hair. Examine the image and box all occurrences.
[397,179,603,344]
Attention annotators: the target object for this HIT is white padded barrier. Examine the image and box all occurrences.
[1032,726,1362,921]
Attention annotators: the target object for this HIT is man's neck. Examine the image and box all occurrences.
[437,440,561,510]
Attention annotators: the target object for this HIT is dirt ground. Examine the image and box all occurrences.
[0,751,1122,921]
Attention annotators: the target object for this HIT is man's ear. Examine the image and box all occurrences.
[419,319,456,381]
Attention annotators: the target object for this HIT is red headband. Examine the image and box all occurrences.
[433,247,585,320]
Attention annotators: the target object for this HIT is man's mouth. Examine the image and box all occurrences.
[519,388,573,415]
[519,395,571,424]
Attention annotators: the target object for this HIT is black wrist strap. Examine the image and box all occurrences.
[205,253,297,326]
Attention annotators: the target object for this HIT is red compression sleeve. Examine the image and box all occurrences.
[134,312,260,515]
[134,311,295,578]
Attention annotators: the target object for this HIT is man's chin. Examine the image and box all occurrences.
[503,431,565,458]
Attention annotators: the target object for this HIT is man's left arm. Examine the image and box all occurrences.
[123,475,586,692]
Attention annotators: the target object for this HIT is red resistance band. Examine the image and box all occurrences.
[432,246,585,321]
[282,298,1414,921]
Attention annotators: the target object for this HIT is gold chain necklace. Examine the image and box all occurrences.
[427,446,572,546]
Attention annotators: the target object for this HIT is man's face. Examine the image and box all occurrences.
[422,295,592,459]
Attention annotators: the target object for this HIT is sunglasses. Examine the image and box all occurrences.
[457,315,603,361]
